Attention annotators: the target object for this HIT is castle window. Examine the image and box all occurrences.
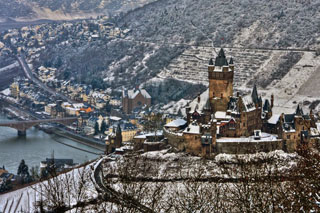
[213,92,215,97]
[221,93,223,98]
[287,135,290,139]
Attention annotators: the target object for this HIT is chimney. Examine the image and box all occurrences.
[271,94,274,108]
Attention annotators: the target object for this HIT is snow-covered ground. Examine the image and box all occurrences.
[0,158,104,213]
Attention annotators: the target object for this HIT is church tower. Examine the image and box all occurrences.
[208,48,234,112]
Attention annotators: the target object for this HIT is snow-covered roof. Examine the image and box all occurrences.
[164,119,187,128]
[73,103,84,109]
[188,89,209,114]
[268,114,281,125]
[140,89,151,99]
[215,111,232,120]
[183,123,201,134]
[125,89,151,99]
[217,132,279,143]
[109,116,122,121]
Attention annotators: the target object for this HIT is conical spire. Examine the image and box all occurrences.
[229,57,234,65]
[215,48,228,66]
[251,84,259,104]
[263,99,271,112]
[295,104,303,116]
[218,48,225,57]
[209,58,214,65]
[117,123,122,134]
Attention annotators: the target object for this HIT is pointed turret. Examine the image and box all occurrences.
[251,84,259,105]
[215,48,228,66]
[209,58,214,65]
[263,99,271,112]
[229,57,234,65]
[229,57,234,71]
[295,105,303,116]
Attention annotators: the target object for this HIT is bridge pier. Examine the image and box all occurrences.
[18,130,26,137]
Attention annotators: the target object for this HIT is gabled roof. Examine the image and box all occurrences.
[188,89,209,114]
[124,89,151,99]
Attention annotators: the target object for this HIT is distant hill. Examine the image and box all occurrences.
[118,0,320,49]
[1,0,320,111]
[0,0,156,21]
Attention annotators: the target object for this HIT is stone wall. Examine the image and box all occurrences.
[216,140,283,154]
[163,128,186,151]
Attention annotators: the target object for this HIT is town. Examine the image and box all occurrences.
[0,0,320,211]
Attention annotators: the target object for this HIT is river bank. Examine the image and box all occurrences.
[0,113,100,174]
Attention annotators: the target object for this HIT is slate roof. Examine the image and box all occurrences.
[227,96,239,112]
[251,84,259,105]
[229,57,234,65]
[295,105,303,116]
[263,99,271,112]
[283,114,295,131]
[209,58,214,65]
[215,48,229,66]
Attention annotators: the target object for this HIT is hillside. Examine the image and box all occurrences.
[0,0,156,21]
[1,0,320,112]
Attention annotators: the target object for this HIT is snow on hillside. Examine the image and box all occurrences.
[0,158,103,212]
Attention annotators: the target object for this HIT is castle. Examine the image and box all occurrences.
[164,49,319,156]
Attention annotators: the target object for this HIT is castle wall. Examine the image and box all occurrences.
[216,140,283,154]
[164,128,186,151]
[184,133,202,156]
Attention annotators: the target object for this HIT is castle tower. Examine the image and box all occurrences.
[208,48,234,112]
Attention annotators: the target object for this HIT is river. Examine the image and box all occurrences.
[0,113,101,174]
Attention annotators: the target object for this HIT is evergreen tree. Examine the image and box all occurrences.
[17,159,32,184]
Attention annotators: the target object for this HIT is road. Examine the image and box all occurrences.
[93,158,154,213]
[16,54,74,103]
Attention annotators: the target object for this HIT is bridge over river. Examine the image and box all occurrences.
[0,117,78,136]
